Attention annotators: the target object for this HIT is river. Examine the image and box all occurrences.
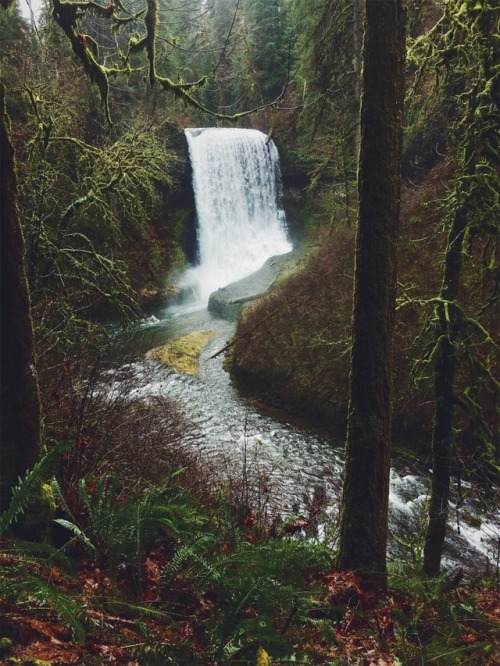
[105,301,498,578]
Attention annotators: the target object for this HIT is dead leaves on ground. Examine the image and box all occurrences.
[1,545,499,665]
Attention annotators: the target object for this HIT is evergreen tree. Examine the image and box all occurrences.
[0,79,42,510]
[287,0,361,224]
[243,0,292,101]
[337,0,406,590]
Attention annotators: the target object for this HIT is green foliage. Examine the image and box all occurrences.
[0,2,34,73]
[47,0,281,123]
[390,572,493,665]
[1,571,86,642]
[2,448,497,664]
[53,472,204,583]
[1,450,336,662]
[405,0,499,487]
[243,0,293,101]
[157,493,333,663]
[9,53,180,361]
[15,483,56,542]
[0,442,69,537]
[3,540,75,573]
[407,0,499,268]
[390,497,430,576]
[129,643,188,665]
[0,637,13,658]
[21,98,176,294]
[210,541,327,661]
[287,0,359,201]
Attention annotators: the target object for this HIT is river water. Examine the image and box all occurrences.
[105,302,498,577]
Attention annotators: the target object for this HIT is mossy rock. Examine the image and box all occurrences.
[0,638,13,657]
[147,331,217,375]
[16,483,56,541]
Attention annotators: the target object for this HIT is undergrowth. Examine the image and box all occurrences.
[1,437,498,665]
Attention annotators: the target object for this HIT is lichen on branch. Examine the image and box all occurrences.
[49,0,288,124]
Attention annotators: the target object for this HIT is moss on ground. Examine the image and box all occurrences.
[147,331,217,375]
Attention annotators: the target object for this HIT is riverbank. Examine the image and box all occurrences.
[2,350,498,664]
[226,161,499,471]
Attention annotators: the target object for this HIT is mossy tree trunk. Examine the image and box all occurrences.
[337,0,405,590]
[422,208,467,576]
[420,0,499,578]
[0,81,42,509]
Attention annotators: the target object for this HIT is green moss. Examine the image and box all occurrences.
[17,483,56,541]
[0,638,13,657]
[147,331,217,375]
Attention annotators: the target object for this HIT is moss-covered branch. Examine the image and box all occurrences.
[50,0,290,123]
[407,0,499,575]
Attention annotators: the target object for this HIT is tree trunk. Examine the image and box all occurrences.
[352,0,363,157]
[337,0,405,590]
[423,206,467,576]
[0,81,42,510]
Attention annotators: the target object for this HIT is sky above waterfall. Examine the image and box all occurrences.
[19,0,41,24]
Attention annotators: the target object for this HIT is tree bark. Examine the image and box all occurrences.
[352,0,363,157]
[0,81,42,510]
[337,0,405,590]
[421,2,497,577]
[423,208,467,576]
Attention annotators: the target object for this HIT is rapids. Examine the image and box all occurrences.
[105,305,498,576]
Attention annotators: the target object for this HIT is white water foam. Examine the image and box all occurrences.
[181,128,292,302]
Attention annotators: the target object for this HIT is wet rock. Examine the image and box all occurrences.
[207,252,296,321]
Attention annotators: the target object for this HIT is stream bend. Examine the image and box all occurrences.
[106,306,497,575]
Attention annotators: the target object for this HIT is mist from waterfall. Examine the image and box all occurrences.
[181,128,292,303]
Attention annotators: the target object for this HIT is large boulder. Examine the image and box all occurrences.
[208,252,296,321]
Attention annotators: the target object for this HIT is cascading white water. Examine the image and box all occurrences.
[181,128,292,302]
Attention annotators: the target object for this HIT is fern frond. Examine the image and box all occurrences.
[106,600,172,621]
[217,582,258,653]
[2,574,86,641]
[5,540,75,573]
[53,518,97,556]
[0,441,70,536]
[51,477,77,523]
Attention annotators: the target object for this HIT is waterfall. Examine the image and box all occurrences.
[182,128,292,303]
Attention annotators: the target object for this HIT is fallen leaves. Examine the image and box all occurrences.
[2,536,499,665]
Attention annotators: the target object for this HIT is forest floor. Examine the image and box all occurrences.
[1,527,499,665]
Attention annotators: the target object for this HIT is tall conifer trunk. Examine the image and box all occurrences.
[337,0,405,590]
[422,208,466,575]
[0,82,42,509]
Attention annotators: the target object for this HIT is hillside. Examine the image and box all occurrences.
[228,154,497,472]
